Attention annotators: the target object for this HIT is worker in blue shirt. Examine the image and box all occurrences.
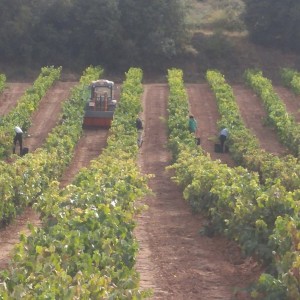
[219,128,229,153]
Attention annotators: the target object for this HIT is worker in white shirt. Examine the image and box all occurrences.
[13,126,23,155]
[219,128,229,153]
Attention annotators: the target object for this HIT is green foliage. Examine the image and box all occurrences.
[0,0,189,69]
[251,273,287,300]
[280,68,300,95]
[0,66,61,159]
[245,69,300,157]
[0,67,151,298]
[256,214,300,300]
[205,69,300,193]
[167,68,200,159]
[186,0,245,31]
[0,73,6,93]
[0,66,102,226]
[202,32,235,60]
[166,67,300,299]
[244,0,300,52]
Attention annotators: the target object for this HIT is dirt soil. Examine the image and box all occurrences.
[25,81,77,152]
[0,80,299,298]
[135,83,300,299]
[232,85,290,156]
[0,83,32,115]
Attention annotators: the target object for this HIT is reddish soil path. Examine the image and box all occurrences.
[232,85,290,156]
[273,85,300,122]
[24,81,77,152]
[60,129,109,187]
[60,83,121,187]
[186,83,235,167]
[135,84,261,300]
[0,83,32,115]
[0,208,41,269]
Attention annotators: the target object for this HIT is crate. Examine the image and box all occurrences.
[214,144,228,153]
[21,147,29,156]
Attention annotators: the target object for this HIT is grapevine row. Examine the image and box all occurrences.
[280,67,300,94]
[0,68,151,299]
[167,68,299,299]
[0,73,6,93]
[245,69,300,156]
[206,69,300,192]
[0,66,102,226]
[0,66,61,159]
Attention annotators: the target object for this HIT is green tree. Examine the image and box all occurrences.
[69,0,123,67]
[29,0,123,68]
[244,0,300,52]
[0,0,37,64]
[119,0,189,65]
[0,0,190,70]
[30,0,75,66]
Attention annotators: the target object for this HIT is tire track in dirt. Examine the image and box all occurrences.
[0,208,41,269]
[0,83,32,116]
[136,84,260,300]
[57,82,121,187]
[232,85,289,156]
[24,81,77,152]
[273,85,300,122]
[59,128,109,187]
[135,84,169,297]
[186,83,235,167]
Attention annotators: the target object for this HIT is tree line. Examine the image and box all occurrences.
[0,0,299,73]
[0,0,188,71]
[243,0,300,52]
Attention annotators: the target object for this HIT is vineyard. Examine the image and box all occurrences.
[0,66,300,299]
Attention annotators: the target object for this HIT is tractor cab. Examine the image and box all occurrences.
[83,79,117,128]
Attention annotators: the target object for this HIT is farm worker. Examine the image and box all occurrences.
[188,115,197,134]
[13,126,23,155]
[103,92,108,111]
[219,127,229,153]
[111,99,117,109]
[136,117,144,148]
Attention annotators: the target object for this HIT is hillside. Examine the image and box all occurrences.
[2,0,300,86]
[142,0,300,84]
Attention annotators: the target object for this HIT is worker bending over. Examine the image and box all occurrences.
[13,126,23,155]
[219,127,229,153]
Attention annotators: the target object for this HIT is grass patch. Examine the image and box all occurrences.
[185,0,245,32]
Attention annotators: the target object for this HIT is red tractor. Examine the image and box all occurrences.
[83,79,117,128]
